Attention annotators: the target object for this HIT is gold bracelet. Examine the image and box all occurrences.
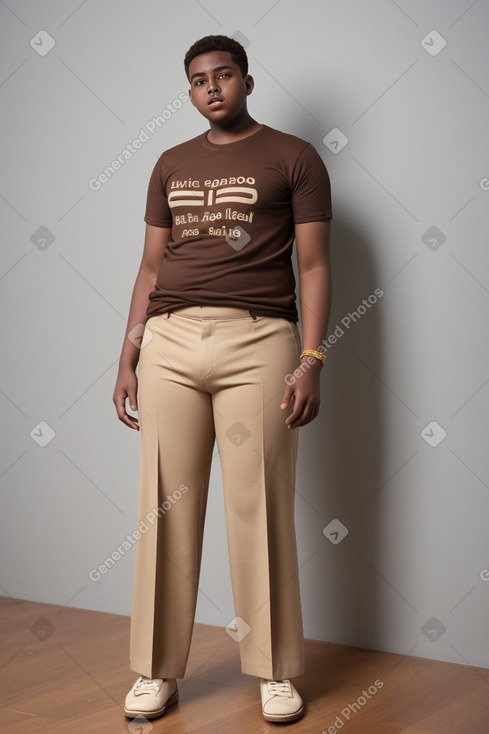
[300,349,326,366]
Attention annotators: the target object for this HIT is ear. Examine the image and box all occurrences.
[188,87,197,107]
[244,74,254,96]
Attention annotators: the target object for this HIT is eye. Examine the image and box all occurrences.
[219,73,230,79]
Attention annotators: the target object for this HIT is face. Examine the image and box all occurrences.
[188,50,253,124]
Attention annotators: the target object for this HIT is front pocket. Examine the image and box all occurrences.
[282,318,301,355]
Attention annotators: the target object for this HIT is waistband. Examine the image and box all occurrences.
[167,305,258,321]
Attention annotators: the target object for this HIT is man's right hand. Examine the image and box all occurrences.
[113,366,140,430]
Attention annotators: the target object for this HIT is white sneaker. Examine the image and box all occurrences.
[260,678,304,722]
[124,676,178,719]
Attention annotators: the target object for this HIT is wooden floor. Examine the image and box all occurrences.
[1,596,488,733]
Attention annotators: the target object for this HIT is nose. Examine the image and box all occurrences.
[207,78,220,94]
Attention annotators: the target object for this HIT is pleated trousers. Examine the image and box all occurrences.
[129,305,305,680]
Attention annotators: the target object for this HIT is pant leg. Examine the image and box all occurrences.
[129,314,215,679]
[210,314,305,680]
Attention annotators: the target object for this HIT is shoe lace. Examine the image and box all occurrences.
[134,676,161,693]
[267,679,292,696]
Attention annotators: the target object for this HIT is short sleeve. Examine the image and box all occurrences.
[291,143,333,223]
[144,156,173,227]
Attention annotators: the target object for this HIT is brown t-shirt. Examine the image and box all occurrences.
[144,124,332,321]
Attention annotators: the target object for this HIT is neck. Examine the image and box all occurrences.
[207,112,262,144]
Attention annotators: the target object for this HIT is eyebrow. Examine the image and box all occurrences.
[190,65,234,82]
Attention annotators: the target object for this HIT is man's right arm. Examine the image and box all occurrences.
[113,224,171,429]
[118,224,171,370]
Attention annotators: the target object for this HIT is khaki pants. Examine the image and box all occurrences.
[129,305,305,680]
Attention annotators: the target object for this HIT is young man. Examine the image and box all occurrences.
[113,34,332,723]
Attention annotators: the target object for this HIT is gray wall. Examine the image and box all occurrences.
[2,0,489,671]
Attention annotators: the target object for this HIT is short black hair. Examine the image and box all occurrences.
[184,35,248,80]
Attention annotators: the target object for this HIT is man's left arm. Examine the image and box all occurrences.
[281,219,332,429]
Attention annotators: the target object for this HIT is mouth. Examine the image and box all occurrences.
[208,97,223,107]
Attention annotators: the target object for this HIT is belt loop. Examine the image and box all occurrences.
[248,308,258,321]
[164,310,171,319]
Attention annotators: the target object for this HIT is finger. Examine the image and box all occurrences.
[121,414,140,430]
[120,406,140,430]
[113,393,127,420]
[285,395,307,427]
[280,383,294,409]
[286,395,318,428]
[288,400,319,429]
[114,394,140,430]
